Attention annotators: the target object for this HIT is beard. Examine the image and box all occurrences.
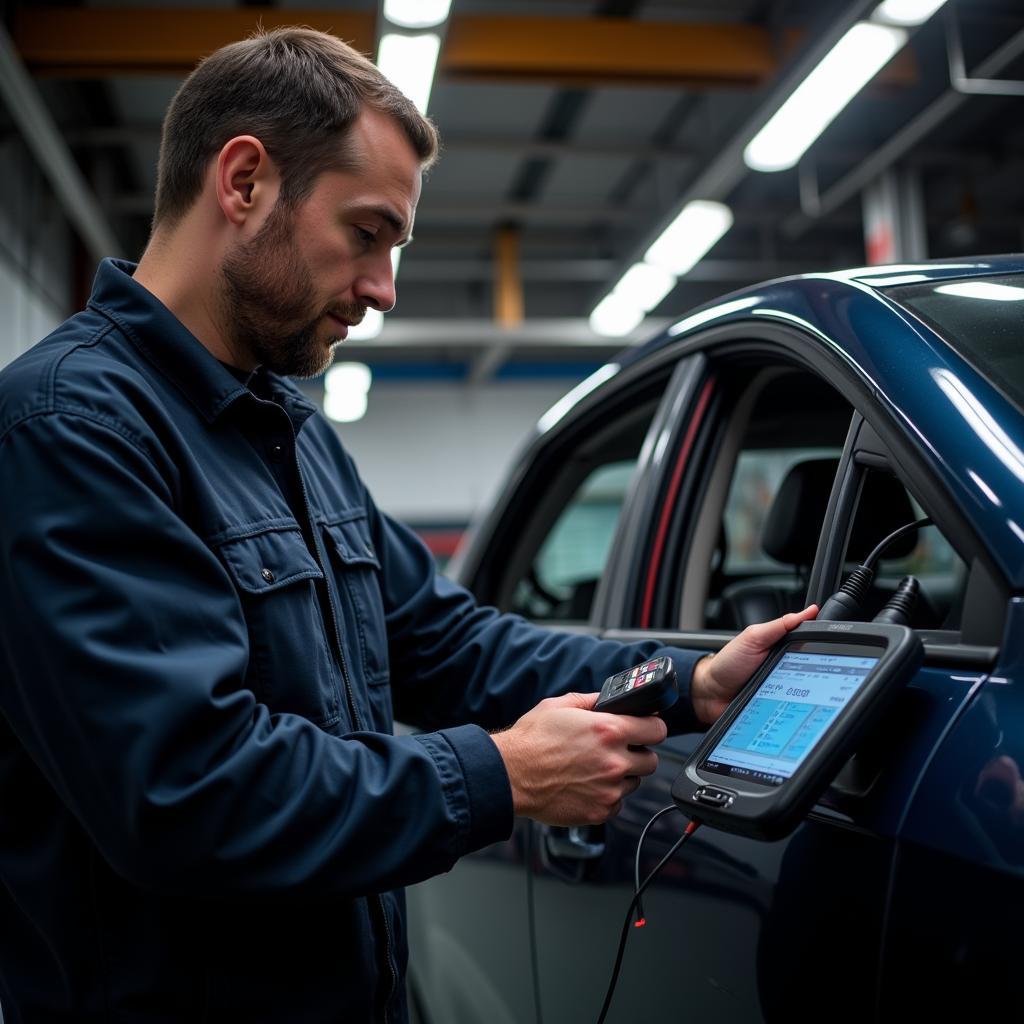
[219,202,364,379]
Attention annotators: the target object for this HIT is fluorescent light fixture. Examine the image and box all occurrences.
[873,0,947,26]
[935,282,1024,302]
[614,262,677,312]
[384,0,452,29]
[324,362,372,423]
[376,33,441,114]
[644,200,734,277]
[744,22,907,172]
[347,308,384,340]
[589,292,645,338]
[324,391,368,423]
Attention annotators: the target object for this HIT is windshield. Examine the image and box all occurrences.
[884,273,1024,412]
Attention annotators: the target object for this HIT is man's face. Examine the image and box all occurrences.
[220,108,421,378]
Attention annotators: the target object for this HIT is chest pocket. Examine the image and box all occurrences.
[216,526,341,727]
[322,516,390,694]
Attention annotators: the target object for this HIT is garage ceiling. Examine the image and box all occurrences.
[8,0,1024,376]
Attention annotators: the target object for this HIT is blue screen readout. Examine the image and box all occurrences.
[703,651,879,785]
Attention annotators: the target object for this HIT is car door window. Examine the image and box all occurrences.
[842,466,968,630]
[661,366,853,630]
[511,460,636,621]
[464,358,677,625]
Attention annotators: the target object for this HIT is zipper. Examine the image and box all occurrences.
[288,425,362,731]
[285,416,399,1017]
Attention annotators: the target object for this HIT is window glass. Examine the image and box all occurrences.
[695,368,853,630]
[510,460,637,621]
[885,273,1024,412]
[844,469,967,629]
[723,447,843,574]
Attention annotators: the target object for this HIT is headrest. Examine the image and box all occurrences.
[762,458,839,566]
[761,459,919,567]
[847,471,918,562]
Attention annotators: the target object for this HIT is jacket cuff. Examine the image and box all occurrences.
[418,724,514,857]
[651,645,708,736]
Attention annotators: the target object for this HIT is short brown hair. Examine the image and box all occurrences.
[153,26,439,228]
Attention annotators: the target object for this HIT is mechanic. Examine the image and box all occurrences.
[0,27,816,1023]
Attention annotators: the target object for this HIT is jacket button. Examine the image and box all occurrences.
[261,568,275,583]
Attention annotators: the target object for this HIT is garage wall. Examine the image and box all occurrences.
[331,380,572,523]
[0,138,73,370]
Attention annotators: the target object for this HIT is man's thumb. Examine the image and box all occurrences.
[552,690,600,710]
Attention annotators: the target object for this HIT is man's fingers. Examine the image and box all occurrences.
[550,690,601,710]
[611,712,668,747]
[743,603,818,651]
[625,748,659,777]
[782,604,819,630]
[619,776,644,800]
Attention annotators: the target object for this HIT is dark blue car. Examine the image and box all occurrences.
[406,257,1024,1023]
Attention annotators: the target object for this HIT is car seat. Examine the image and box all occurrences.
[719,458,919,628]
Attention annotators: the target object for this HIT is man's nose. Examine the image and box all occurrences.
[357,257,397,313]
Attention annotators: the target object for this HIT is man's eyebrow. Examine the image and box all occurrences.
[358,204,409,240]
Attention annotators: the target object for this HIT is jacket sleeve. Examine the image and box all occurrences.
[361,482,705,736]
[0,411,510,902]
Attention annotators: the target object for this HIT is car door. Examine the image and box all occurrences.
[404,353,686,1024]
[501,321,998,1023]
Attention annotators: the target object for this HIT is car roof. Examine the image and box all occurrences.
[630,255,1024,366]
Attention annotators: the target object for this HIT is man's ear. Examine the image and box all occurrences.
[215,136,278,227]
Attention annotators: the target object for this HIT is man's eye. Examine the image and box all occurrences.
[355,227,375,245]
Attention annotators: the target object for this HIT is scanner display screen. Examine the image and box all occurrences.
[700,649,879,787]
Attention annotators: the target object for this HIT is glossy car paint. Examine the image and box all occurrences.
[407,258,1024,1023]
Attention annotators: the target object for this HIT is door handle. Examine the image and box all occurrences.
[542,825,606,861]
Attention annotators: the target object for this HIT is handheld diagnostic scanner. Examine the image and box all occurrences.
[671,622,922,840]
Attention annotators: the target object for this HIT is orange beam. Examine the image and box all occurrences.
[13,8,377,77]
[494,226,524,328]
[13,9,916,88]
[444,16,775,87]
[443,18,915,88]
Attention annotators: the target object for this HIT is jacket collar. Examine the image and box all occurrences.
[87,258,317,430]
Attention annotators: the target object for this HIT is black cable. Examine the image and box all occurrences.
[632,804,681,927]
[820,516,934,621]
[864,516,932,569]
[596,818,701,1024]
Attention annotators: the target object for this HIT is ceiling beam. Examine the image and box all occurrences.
[14,10,915,87]
[342,317,670,349]
[396,258,815,283]
[106,192,662,224]
[13,9,376,76]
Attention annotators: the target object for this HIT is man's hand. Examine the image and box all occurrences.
[691,604,819,725]
[490,692,667,826]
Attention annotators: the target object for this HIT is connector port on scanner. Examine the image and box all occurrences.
[693,786,735,808]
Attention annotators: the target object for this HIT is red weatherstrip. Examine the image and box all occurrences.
[639,377,715,628]
[416,530,464,557]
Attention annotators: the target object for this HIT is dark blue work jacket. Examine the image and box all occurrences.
[0,259,702,1022]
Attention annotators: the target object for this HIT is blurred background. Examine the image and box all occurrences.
[0,0,1021,563]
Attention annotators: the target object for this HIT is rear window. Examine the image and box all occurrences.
[885,273,1024,411]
